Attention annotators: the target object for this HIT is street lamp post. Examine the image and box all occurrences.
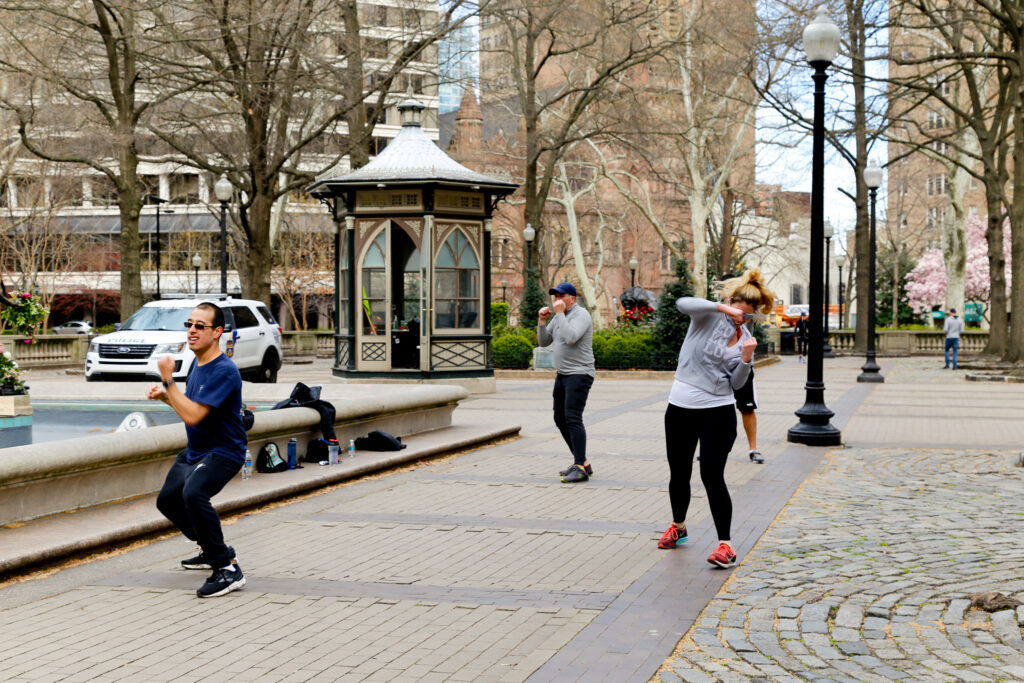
[822,222,834,358]
[629,256,638,288]
[858,160,884,383]
[501,279,507,303]
[148,195,168,298]
[214,174,233,295]
[836,255,845,330]
[523,223,535,271]
[192,253,202,294]
[788,7,842,446]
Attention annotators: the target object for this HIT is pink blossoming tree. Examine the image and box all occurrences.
[905,216,1012,323]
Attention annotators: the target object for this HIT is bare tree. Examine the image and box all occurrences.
[271,223,333,330]
[147,0,474,305]
[889,0,1016,357]
[480,0,674,283]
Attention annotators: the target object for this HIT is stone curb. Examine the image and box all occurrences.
[0,421,520,576]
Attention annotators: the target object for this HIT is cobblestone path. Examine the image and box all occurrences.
[660,447,1024,683]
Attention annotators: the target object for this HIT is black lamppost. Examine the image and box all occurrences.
[788,7,842,447]
[629,256,638,287]
[523,223,535,270]
[214,174,233,295]
[148,195,168,298]
[836,254,845,329]
[192,253,202,294]
[858,160,884,382]
[822,222,834,358]
[501,279,507,303]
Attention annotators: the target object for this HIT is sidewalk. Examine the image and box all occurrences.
[1,356,1022,682]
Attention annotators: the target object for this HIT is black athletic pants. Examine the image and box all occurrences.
[664,403,737,540]
[553,372,594,465]
[156,450,241,568]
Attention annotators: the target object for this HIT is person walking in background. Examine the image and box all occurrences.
[795,313,809,362]
[537,282,595,483]
[657,270,776,569]
[148,302,248,598]
[944,307,964,369]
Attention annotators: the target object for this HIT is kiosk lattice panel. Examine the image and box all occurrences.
[431,340,485,369]
[335,340,350,367]
[361,342,387,362]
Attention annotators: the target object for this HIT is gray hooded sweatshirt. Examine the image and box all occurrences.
[673,297,753,396]
[537,303,595,376]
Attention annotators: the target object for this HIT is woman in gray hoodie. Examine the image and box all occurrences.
[657,270,776,569]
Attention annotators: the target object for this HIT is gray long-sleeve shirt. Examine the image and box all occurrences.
[944,315,964,339]
[537,304,595,376]
[673,297,752,396]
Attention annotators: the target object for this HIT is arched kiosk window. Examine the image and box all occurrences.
[435,229,479,329]
[362,231,386,334]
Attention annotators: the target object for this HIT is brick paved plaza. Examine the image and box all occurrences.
[1,357,1022,682]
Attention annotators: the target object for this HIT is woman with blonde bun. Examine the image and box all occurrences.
[657,269,775,570]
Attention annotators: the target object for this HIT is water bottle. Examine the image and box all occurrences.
[328,439,339,465]
[287,438,297,469]
[242,449,253,480]
[348,439,356,459]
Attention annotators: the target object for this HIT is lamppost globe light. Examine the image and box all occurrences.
[863,160,883,189]
[192,253,203,268]
[803,6,840,63]
[823,222,834,239]
[214,174,233,203]
[628,257,638,270]
[522,223,535,242]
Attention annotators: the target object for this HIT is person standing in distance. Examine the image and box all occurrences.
[795,313,809,363]
[943,307,964,369]
[537,282,595,483]
[148,302,248,598]
[657,270,775,570]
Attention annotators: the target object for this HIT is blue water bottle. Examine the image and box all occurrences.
[287,438,297,469]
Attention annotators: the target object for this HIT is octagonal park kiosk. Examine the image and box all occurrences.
[307,99,517,391]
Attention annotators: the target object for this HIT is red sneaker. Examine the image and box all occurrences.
[707,542,737,568]
[657,524,688,549]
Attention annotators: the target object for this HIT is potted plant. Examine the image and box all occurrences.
[0,291,48,340]
[0,343,26,395]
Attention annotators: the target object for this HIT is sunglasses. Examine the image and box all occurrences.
[183,321,215,331]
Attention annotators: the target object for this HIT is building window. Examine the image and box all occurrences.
[790,284,803,306]
[169,174,199,204]
[435,229,479,329]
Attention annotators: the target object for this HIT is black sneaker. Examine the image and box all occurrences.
[748,450,765,464]
[197,564,245,598]
[560,464,590,483]
[181,545,234,570]
[559,463,593,477]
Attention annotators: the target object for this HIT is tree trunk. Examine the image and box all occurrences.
[116,155,143,320]
[982,182,1008,357]
[1007,66,1024,363]
[341,0,369,169]
[719,186,734,276]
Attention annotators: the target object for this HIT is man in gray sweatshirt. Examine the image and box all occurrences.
[537,282,595,483]
[944,307,964,369]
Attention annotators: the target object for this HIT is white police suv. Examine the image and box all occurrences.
[85,296,283,383]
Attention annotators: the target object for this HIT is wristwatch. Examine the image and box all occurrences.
[161,379,172,389]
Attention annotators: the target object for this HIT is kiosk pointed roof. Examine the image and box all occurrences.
[308,99,516,193]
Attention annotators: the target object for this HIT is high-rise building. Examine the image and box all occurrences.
[438,23,479,114]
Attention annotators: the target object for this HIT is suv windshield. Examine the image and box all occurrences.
[120,307,192,331]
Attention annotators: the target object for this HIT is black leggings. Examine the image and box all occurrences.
[664,403,737,540]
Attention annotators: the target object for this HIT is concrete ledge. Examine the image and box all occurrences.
[0,419,520,576]
[0,384,469,525]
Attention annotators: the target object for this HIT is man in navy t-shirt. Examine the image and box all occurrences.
[148,302,248,598]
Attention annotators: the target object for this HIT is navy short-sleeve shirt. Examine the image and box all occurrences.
[184,353,247,465]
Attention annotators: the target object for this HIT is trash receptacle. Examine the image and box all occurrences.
[780,330,796,355]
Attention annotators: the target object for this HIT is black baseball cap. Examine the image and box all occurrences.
[548,282,577,296]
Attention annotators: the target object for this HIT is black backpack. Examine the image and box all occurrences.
[256,442,288,473]
[354,429,406,451]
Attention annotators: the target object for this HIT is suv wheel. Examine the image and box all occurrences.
[86,373,102,383]
[258,350,279,383]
